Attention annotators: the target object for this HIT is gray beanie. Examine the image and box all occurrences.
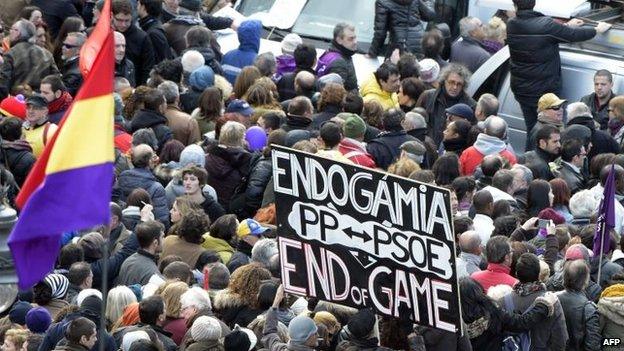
[180,144,206,168]
[288,315,317,344]
[191,316,222,341]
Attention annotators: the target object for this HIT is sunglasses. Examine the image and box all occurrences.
[548,105,562,111]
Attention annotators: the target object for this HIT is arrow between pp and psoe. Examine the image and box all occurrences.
[343,227,373,243]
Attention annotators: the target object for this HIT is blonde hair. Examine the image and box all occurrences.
[5,329,30,350]
[539,260,550,283]
[214,75,233,103]
[388,158,421,178]
[161,281,189,318]
[106,286,138,325]
[485,16,506,42]
[219,121,246,147]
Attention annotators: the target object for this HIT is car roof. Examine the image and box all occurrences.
[474,0,589,18]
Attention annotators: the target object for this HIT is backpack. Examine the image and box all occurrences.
[501,294,532,351]
[315,50,342,77]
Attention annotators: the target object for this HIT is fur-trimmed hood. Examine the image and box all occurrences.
[212,288,246,310]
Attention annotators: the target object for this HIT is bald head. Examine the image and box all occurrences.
[459,231,482,254]
[295,71,316,94]
[131,144,155,169]
[114,31,126,63]
[484,116,507,139]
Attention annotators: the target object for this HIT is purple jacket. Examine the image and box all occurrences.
[275,54,296,79]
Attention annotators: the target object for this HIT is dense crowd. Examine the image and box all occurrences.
[0,0,624,350]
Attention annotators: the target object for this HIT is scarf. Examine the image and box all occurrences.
[513,281,546,297]
[48,91,73,114]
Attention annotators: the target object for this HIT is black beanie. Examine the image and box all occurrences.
[347,308,376,339]
[224,330,251,351]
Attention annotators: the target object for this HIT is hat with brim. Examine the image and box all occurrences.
[537,93,566,113]
[25,94,48,108]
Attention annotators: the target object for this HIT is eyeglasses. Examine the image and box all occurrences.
[62,43,80,49]
[548,106,562,111]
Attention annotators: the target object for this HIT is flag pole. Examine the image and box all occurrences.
[99,240,109,351]
[597,222,605,287]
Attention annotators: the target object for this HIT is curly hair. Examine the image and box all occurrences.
[123,85,152,120]
[227,263,271,307]
[318,83,346,112]
[178,210,211,244]
[438,63,471,87]
[361,100,384,129]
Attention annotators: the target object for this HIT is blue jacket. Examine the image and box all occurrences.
[116,168,170,228]
[38,312,116,351]
[222,20,262,83]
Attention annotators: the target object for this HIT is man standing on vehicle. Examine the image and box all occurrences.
[580,69,616,130]
[317,23,359,92]
[507,0,611,145]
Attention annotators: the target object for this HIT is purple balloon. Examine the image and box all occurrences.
[246,126,268,151]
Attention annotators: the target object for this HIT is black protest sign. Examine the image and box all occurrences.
[272,146,461,334]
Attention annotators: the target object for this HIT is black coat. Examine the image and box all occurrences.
[417,87,476,145]
[559,162,586,194]
[366,130,417,170]
[369,0,436,57]
[311,105,341,130]
[129,109,173,152]
[139,16,174,64]
[205,145,254,210]
[0,140,35,186]
[115,58,136,87]
[523,148,557,181]
[31,0,78,39]
[507,10,596,99]
[557,290,601,351]
[325,42,358,91]
[580,91,614,130]
[566,115,620,160]
[230,155,271,219]
[61,56,82,97]
[122,24,156,85]
[180,88,202,114]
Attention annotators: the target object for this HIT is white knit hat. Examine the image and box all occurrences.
[418,58,441,83]
[122,331,150,351]
[44,274,69,299]
[281,33,302,55]
[191,316,222,341]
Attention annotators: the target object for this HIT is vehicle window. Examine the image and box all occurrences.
[238,0,276,16]
[291,0,375,44]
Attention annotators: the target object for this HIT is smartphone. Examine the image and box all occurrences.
[538,219,549,229]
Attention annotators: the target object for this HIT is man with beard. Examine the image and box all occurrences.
[39,75,73,124]
[580,69,616,130]
[0,20,58,99]
[417,63,476,145]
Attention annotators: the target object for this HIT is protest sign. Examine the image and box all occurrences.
[272,146,461,334]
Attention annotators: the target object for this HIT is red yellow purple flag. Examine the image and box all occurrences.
[8,0,115,289]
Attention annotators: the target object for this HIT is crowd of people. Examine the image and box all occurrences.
[0,0,624,350]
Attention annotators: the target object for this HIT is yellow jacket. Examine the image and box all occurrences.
[23,121,58,158]
[202,234,235,264]
[359,74,399,111]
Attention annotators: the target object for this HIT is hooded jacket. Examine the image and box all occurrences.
[117,167,170,227]
[360,74,399,111]
[459,133,517,175]
[222,20,261,72]
[205,144,255,210]
[369,0,436,57]
[129,109,173,152]
[213,289,263,329]
[201,234,235,264]
[597,284,624,346]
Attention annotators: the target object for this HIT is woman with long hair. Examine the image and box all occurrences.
[549,178,573,222]
[192,87,223,135]
[161,281,190,345]
[432,153,461,186]
[212,263,272,328]
[523,179,554,220]
[106,286,137,328]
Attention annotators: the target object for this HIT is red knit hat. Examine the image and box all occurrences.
[0,95,26,119]
[538,208,565,225]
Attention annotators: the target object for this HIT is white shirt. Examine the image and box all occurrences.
[483,185,516,204]
[473,213,495,245]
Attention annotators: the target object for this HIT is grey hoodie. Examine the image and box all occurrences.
[473,133,507,155]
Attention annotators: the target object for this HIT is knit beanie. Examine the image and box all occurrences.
[288,315,318,344]
[245,126,267,152]
[191,316,222,341]
[44,274,69,299]
[122,330,150,351]
[181,50,205,73]
[538,208,565,225]
[343,114,367,139]
[9,301,32,325]
[347,308,376,339]
[189,66,215,91]
[180,144,206,168]
[281,33,302,55]
[0,95,26,119]
[418,59,440,83]
[80,295,103,316]
[26,307,52,333]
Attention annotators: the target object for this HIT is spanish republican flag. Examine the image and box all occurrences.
[8,0,115,289]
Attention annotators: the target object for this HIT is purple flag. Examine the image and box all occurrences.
[593,164,616,257]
